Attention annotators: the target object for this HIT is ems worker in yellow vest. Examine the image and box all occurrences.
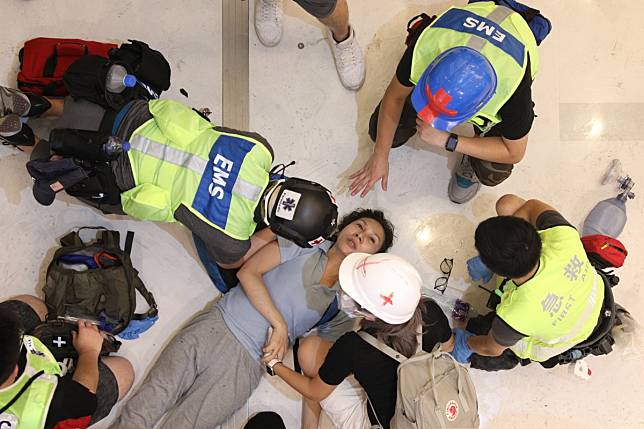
[349,2,539,203]
[450,194,605,369]
[2,87,338,270]
[0,295,134,429]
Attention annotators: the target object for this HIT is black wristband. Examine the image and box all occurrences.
[445,133,459,152]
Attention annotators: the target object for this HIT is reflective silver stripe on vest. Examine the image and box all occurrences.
[232,177,263,201]
[466,6,514,52]
[130,135,208,174]
[511,272,601,361]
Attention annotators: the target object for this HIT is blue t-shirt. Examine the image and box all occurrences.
[217,237,351,360]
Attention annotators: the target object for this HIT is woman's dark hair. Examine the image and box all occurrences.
[475,216,542,278]
[361,298,436,358]
[335,208,395,252]
[0,312,23,385]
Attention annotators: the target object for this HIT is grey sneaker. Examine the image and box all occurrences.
[448,155,481,204]
[0,87,30,117]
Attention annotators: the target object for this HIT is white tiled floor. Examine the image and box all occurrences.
[2,1,644,428]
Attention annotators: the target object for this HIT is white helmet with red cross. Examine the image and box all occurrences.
[339,252,422,324]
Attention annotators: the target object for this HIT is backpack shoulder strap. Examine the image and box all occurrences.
[358,331,407,363]
[132,276,159,319]
[415,324,424,354]
[122,232,158,319]
[124,230,134,255]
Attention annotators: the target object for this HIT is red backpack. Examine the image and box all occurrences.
[581,235,628,269]
[17,37,117,96]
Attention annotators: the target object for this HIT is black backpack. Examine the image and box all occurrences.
[63,39,171,110]
[43,227,158,335]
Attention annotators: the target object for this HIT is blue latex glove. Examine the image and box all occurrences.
[118,315,159,340]
[467,256,493,283]
[451,328,475,363]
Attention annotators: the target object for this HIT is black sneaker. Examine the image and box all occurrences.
[0,86,51,117]
[0,115,35,147]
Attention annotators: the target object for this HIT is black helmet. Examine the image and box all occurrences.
[261,178,338,247]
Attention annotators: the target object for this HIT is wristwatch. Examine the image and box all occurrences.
[445,133,459,152]
[266,358,282,376]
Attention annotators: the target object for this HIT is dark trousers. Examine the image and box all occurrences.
[368,96,514,186]
[466,312,569,370]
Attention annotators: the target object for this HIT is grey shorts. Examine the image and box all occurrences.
[293,0,337,19]
[0,299,119,423]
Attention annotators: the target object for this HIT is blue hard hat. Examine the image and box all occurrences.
[411,47,497,131]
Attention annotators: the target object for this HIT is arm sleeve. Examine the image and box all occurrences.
[45,377,98,428]
[277,236,305,263]
[496,67,534,140]
[316,311,356,343]
[395,43,416,87]
[318,333,357,386]
[421,299,453,352]
[490,316,526,347]
[536,210,574,230]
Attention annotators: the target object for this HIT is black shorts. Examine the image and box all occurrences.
[0,300,119,426]
[293,0,337,19]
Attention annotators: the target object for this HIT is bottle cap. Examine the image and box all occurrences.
[122,141,131,152]
[123,75,137,88]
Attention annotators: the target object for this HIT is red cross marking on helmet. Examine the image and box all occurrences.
[380,292,394,306]
[418,84,458,123]
[355,259,384,277]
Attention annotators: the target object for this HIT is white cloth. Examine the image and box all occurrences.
[320,375,372,429]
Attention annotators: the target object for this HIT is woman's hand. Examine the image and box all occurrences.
[263,324,289,362]
[416,117,449,148]
[348,152,390,197]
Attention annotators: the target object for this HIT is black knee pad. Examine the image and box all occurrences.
[49,128,111,162]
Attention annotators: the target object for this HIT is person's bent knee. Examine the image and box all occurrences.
[6,295,48,321]
[495,194,521,216]
[297,336,332,377]
[101,356,135,401]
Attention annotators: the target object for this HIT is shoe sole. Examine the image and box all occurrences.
[0,114,22,136]
[0,87,30,117]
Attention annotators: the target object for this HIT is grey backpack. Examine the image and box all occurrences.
[359,328,480,429]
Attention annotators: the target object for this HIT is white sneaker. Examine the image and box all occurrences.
[328,27,365,91]
[254,0,283,47]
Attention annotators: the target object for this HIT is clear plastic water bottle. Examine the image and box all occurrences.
[105,64,137,93]
[102,136,131,161]
[581,197,628,238]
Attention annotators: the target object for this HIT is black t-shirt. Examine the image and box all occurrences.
[14,350,97,429]
[395,32,535,140]
[490,211,575,346]
[318,299,452,427]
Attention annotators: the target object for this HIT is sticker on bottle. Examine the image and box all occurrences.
[275,190,301,220]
